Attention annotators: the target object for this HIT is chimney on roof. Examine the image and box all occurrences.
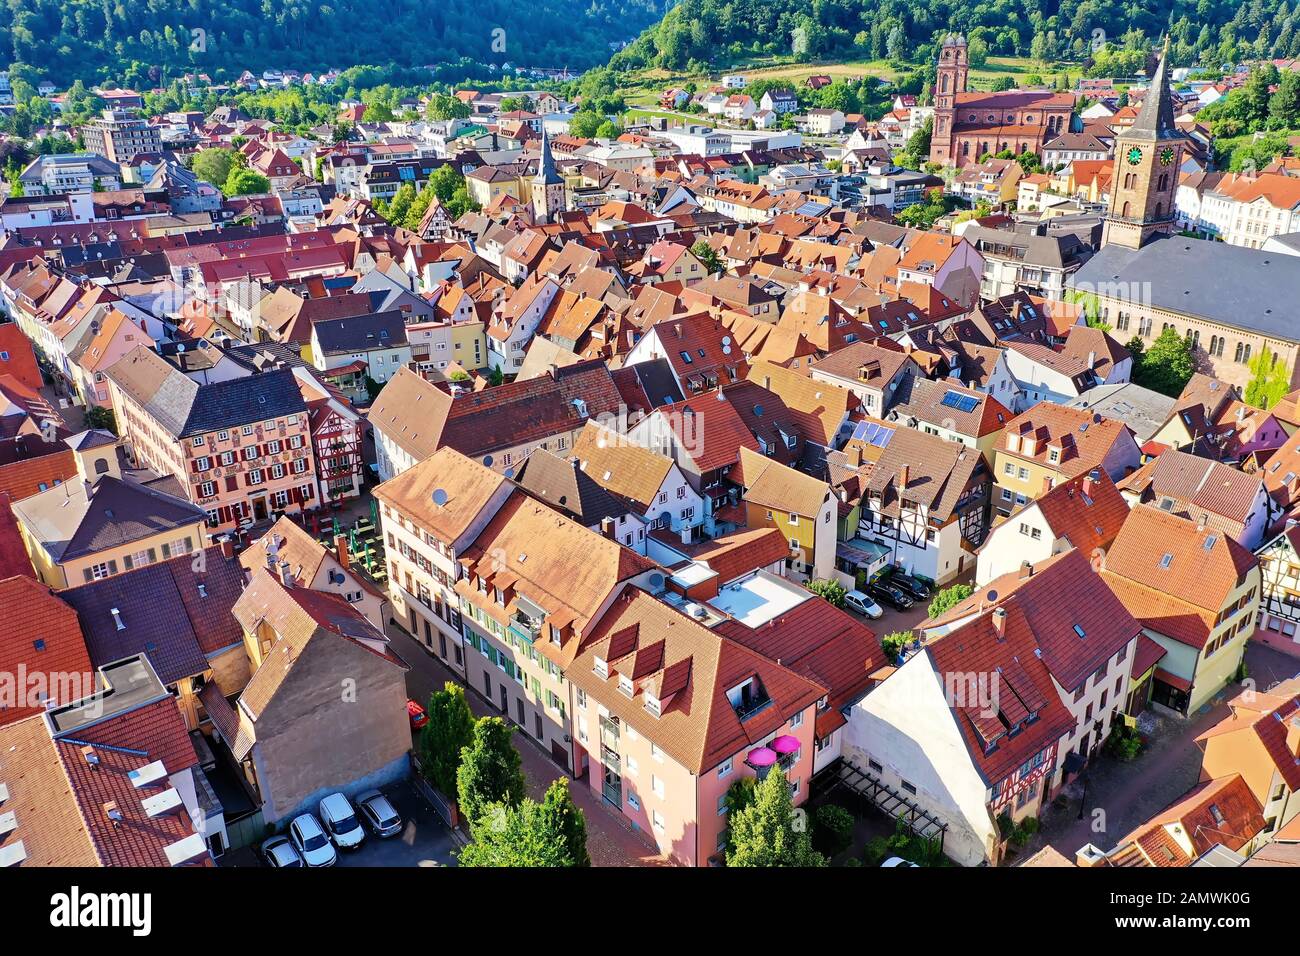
[334,534,350,571]
[849,444,864,468]
[992,606,1007,638]
[218,536,234,560]
[110,607,125,631]
[898,463,909,489]
[279,560,294,588]
[1086,350,1096,369]
[82,745,100,769]
[1082,468,1099,498]
[600,516,616,539]
[1019,561,1033,579]
[103,801,124,827]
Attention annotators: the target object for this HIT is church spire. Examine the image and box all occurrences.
[1127,36,1178,141]
[535,126,563,186]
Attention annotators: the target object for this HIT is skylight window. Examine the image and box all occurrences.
[1073,625,1086,638]
[1159,553,1173,569]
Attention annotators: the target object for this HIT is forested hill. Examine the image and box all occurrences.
[610,0,1300,74]
[0,0,666,87]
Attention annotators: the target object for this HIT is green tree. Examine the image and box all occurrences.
[84,406,117,434]
[881,630,912,665]
[223,167,271,197]
[690,239,723,275]
[419,682,476,797]
[927,584,973,618]
[813,804,855,857]
[456,717,526,827]
[1133,327,1195,397]
[1245,350,1290,408]
[989,76,1016,92]
[806,578,848,608]
[499,95,533,113]
[426,93,471,121]
[458,787,587,867]
[539,777,590,866]
[726,768,826,867]
[595,120,622,140]
[569,111,605,138]
[192,147,240,188]
[896,188,951,228]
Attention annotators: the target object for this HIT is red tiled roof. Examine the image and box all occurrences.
[653,389,760,473]
[52,697,205,867]
[0,577,93,727]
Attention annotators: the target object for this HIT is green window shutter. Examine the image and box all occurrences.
[123,555,133,571]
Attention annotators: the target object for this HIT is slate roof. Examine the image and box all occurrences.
[61,545,246,683]
[312,309,408,356]
[13,473,205,564]
[512,448,629,526]
[107,345,306,438]
[1072,235,1300,342]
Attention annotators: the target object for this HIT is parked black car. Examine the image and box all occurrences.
[889,571,932,601]
[868,580,914,610]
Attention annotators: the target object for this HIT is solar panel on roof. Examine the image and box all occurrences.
[940,390,979,413]
[851,420,894,447]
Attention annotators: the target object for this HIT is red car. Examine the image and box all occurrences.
[406,699,428,731]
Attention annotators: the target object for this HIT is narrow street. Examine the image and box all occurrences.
[385,620,671,867]
[1017,641,1300,865]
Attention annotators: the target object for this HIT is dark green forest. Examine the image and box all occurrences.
[611,0,1300,73]
[0,0,666,87]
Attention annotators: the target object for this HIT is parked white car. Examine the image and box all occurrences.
[319,792,366,850]
[289,813,337,867]
[882,856,920,867]
[844,589,884,619]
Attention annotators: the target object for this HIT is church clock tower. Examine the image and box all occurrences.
[930,34,968,166]
[1102,38,1186,250]
[531,127,566,225]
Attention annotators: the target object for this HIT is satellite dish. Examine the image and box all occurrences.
[482,455,494,467]
[722,344,732,355]
[986,589,999,602]
[648,572,665,589]
[722,336,731,346]
[431,488,449,506]
[504,467,514,478]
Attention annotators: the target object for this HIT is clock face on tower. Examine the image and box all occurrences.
[1159,146,1175,166]
[1126,146,1143,166]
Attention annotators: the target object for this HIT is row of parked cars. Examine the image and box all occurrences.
[842,568,934,619]
[262,790,404,868]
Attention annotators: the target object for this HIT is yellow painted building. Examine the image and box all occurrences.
[13,431,209,590]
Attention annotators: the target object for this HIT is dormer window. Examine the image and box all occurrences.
[618,674,634,697]
[594,657,608,678]
[645,694,662,717]
[550,624,562,646]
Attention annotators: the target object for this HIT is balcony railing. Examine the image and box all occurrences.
[508,613,541,644]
